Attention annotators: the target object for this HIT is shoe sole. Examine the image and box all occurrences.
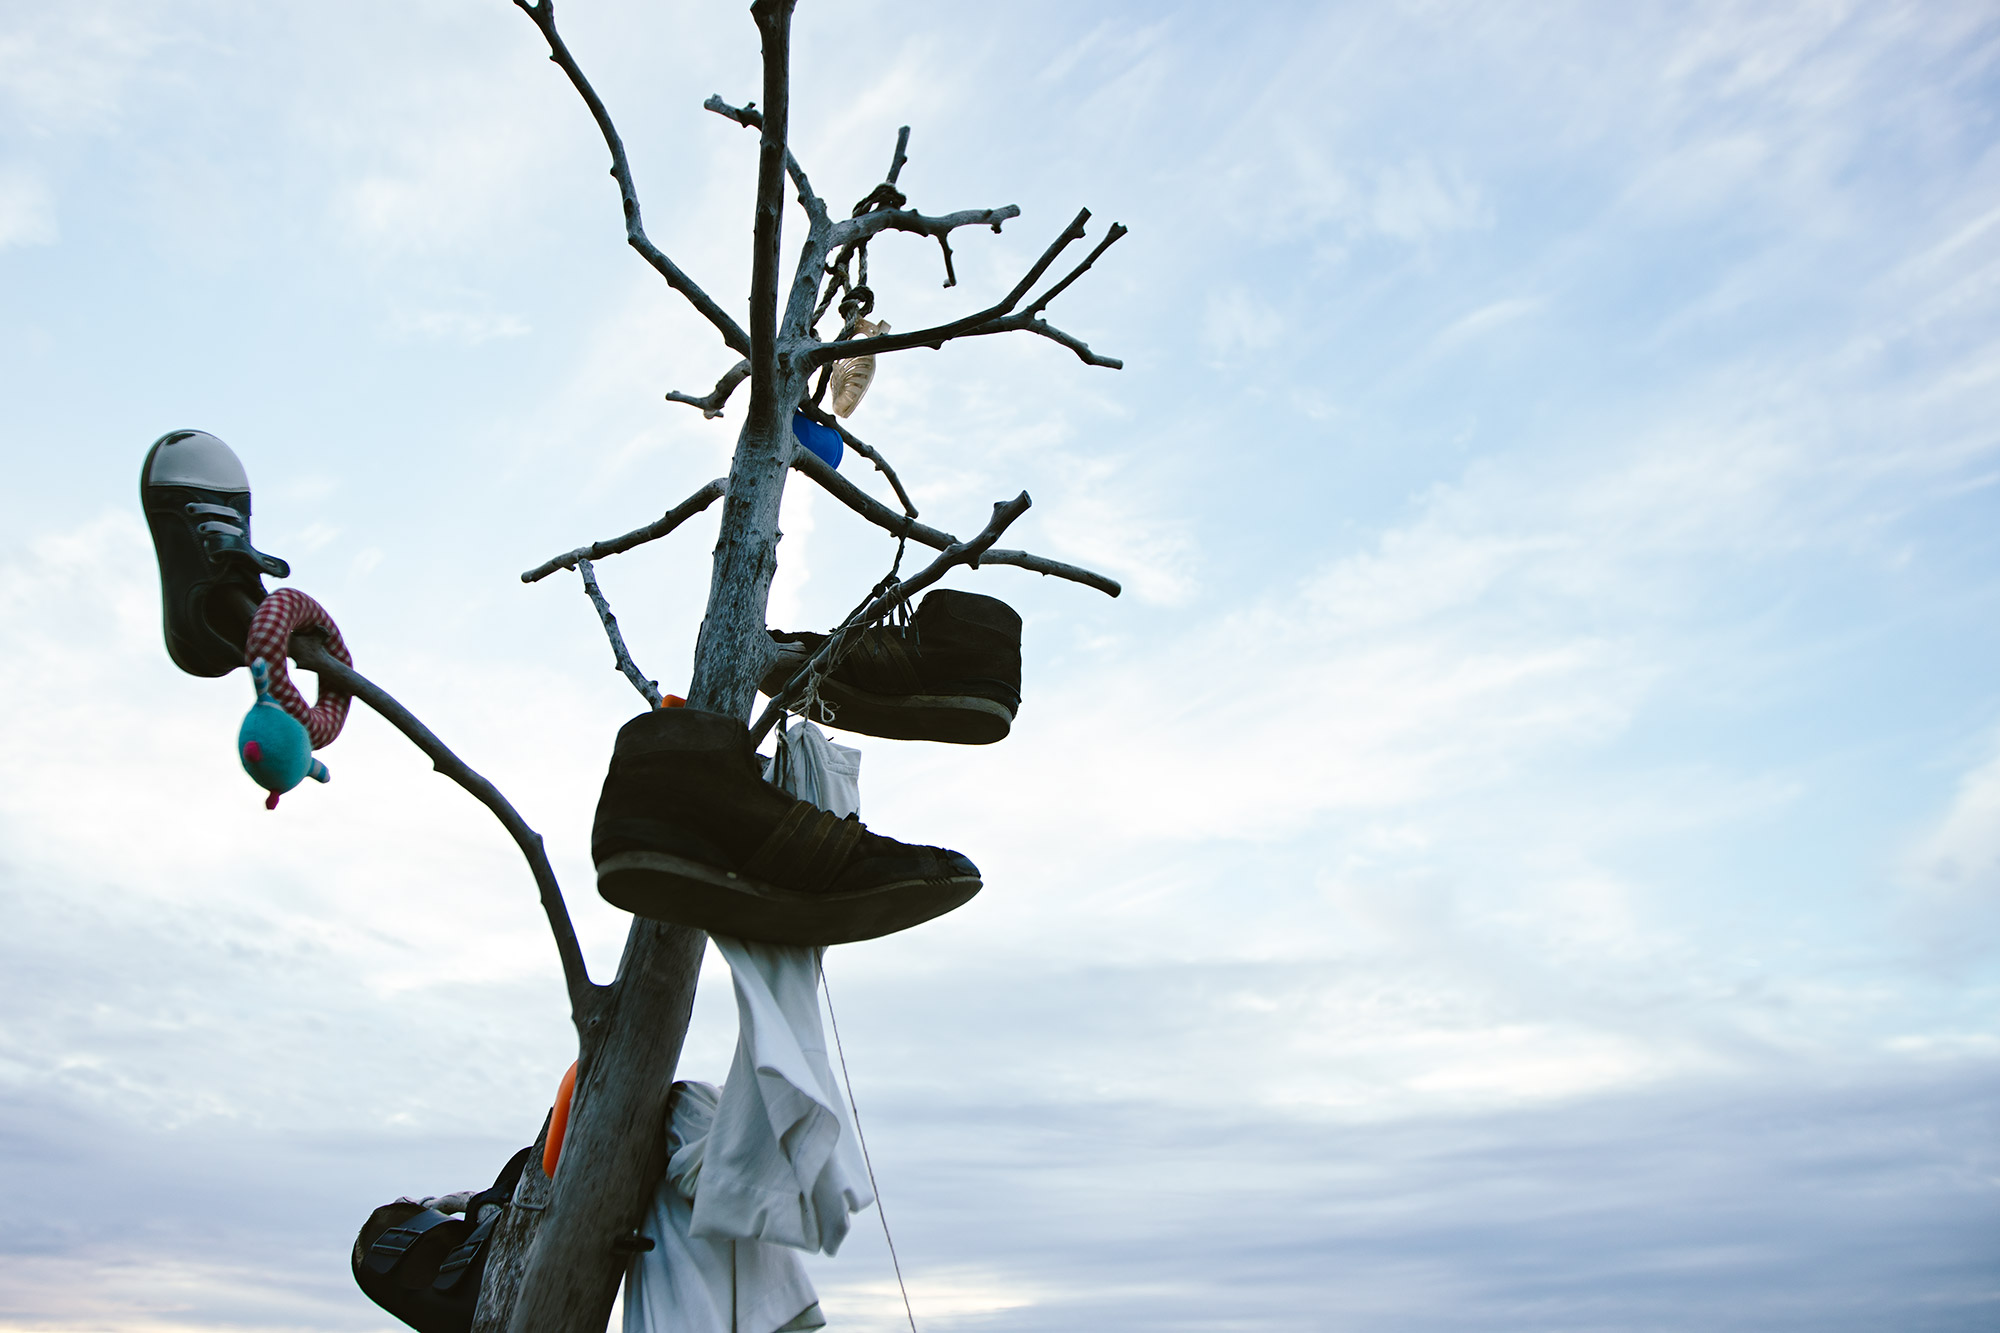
[807,681,1014,745]
[598,850,982,945]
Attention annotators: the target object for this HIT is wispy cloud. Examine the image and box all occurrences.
[0,166,56,249]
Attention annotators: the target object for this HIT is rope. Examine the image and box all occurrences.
[818,955,918,1333]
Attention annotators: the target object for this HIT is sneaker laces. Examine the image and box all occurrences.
[184,501,290,577]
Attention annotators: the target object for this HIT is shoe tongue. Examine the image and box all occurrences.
[148,431,251,490]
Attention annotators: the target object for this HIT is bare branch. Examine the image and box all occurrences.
[886,125,910,186]
[790,449,1121,596]
[747,493,1033,747]
[521,478,728,583]
[810,412,917,516]
[804,208,1090,367]
[747,0,797,412]
[935,232,959,288]
[702,95,825,226]
[577,559,665,708]
[290,633,601,1024]
[664,361,751,418]
[1024,222,1128,318]
[828,201,1021,256]
[981,313,1125,369]
[511,0,751,356]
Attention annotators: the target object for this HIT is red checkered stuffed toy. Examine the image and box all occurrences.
[243,588,353,747]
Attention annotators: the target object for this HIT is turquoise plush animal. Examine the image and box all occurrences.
[239,657,330,809]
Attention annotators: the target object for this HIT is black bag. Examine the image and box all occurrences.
[352,1145,532,1333]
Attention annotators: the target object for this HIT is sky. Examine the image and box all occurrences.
[3,0,1999,1329]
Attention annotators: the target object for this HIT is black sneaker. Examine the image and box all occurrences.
[593,707,982,945]
[760,589,1022,744]
[140,430,290,677]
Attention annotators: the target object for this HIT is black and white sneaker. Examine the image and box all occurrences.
[140,430,290,678]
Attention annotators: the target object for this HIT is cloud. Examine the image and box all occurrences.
[0,166,57,249]
[1368,157,1492,242]
[0,3,162,134]
[389,307,532,345]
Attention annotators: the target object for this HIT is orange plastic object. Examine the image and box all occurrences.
[543,1061,578,1178]
[660,694,686,709]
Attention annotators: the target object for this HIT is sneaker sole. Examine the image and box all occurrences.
[597,850,982,945]
[807,681,1014,745]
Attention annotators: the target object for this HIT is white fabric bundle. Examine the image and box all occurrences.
[624,721,871,1332]
[623,1082,827,1333]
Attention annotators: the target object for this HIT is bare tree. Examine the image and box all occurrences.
[295,4,1124,1330]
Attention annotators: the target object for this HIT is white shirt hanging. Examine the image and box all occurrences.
[624,1082,827,1333]
[697,722,871,1253]
[624,721,873,1332]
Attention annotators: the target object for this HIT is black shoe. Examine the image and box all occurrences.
[593,707,982,945]
[760,590,1021,744]
[140,430,291,677]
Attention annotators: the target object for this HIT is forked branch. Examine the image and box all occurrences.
[790,449,1121,596]
[521,478,728,583]
[805,209,1126,369]
[664,362,751,418]
[512,0,751,356]
[289,634,601,1024]
[747,492,1033,747]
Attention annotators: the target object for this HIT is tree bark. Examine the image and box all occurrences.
[500,922,706,1333]
[496,7,801,1330]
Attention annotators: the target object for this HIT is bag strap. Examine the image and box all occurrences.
[431,1210,502,1292]
[362,1208,458,1276]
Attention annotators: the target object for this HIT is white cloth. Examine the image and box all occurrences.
[625,722,873,1331]
[624,1082,827,1333]
[696,721,872,1255]
[693,934,872,1254]
[768,722,861,822]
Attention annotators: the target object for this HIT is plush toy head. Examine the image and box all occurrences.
[239,657,331,809]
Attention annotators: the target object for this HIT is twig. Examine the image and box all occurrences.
[512,0,751,356]
[521,478,728,583]
[805,209,1121,368]
[1024,223,1128,318]
[664,362,751,418]
[289,634,602,1024]
[790,449,1120,596]
[747,493,1033,747]
[885,125,910,187]
[576,559,664,708]
[796,409,917,516]
[702,96,822,218]
[977,313,1124,369]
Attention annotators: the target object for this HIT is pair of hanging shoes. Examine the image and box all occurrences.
[760,589,1022,745]
[595,591,1024,944]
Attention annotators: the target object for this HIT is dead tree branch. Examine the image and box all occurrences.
[702,96,823,221]
[664,361,751,418]
[512,0,751,356]
[521,478,727,583]
[747,492,1032,747]
[289,634,601,1024]
[886,124,910,186]
[576,559,665,708]
[746,3,795,395]
[793,406,916,515]
[789,448,1120,595]
[805,207,1125,369]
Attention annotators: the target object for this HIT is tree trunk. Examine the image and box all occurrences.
[498,384,800,1333]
